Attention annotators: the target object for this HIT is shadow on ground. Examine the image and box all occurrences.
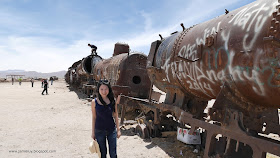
[67,85,90,100]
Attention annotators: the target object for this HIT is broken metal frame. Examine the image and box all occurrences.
[118,95,280,158]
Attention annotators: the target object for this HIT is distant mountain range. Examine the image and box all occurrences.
[0,70,67,78]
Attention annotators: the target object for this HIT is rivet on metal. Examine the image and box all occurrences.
[271,18,276,25]
[273,12,277,18]
[275,21,280,27]
[277,13,280,20]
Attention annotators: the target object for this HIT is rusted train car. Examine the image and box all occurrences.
[92,46,151,99]
[117,0,280,157]
[65,43,152,105]
[65,55,102,89]
[65,0,280,157]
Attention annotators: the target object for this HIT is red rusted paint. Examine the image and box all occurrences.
[93,53,151,99]
[148,0,280,109]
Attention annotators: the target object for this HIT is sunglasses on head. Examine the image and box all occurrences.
[99,79,109,84]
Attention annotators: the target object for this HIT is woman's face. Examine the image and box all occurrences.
[99,84,109,97]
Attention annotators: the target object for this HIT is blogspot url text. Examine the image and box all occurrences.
[9,150,56,153]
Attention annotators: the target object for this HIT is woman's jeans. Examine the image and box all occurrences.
[95,129,117,158]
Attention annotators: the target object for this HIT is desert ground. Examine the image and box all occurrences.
[0,79,278,158]
[0,79,200,158]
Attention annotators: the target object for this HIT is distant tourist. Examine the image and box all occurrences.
[50,77,54,85]
[30,78,34,87]
[88,43,97,55]
[12,77,14,85]
[41,79,44,88]
[41,79,48,95]
[18,77,22,85]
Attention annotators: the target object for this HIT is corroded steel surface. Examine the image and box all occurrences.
[67,60,81,86]
[119,95,280,158]
[148,0,280,108]
[65,44,151,101]
[113,43,129,56]
[76,55,102,76]
[93,53,151,98]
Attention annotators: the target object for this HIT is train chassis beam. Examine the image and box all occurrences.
[118,95,280,158]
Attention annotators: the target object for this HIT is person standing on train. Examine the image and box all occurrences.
[88,43,97,55]
[91,79,121,158]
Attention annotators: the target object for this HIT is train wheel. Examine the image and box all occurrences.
[135,124,150,139]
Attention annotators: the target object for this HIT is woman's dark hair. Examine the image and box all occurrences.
[97,79,115,112]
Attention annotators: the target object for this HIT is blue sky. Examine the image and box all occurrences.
[0,0,256,73]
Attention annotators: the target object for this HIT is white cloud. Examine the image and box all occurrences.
[0,0,256,73]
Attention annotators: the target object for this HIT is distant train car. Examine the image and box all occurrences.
[93,43,151,98]
[66,60,81,86]
[65,54,102,89]
[65,43,152,100]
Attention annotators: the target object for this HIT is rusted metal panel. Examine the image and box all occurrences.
[94,53,126,84]
[76,55,102,77]
[147,40,161,67]
[119,95,280,158]
[150,0,280,109]
[93,53,151,99]
[117,1,280,158]
[113,43,129,56]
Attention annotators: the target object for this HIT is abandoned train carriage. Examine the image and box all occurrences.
[65,0,280,157]
[93,52,151,99]
[65,43,152,100]
[119,0,280,157]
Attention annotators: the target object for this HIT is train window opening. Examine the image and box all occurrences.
[132,76,141,84]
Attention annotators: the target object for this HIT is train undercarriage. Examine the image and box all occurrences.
[118,88,280,158]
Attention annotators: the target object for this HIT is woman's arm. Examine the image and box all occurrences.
[114,95,121,138]
[91,99,97,140]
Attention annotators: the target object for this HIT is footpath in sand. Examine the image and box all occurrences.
[0,80,171,158]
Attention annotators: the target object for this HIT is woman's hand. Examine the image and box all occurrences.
[91,132,95,140]
[117,130,121,138]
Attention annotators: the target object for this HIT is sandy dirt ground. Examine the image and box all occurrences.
[0,80,172,158]
[0,80,279,158]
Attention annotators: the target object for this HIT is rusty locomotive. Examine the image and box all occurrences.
[127,0,280,157]
[66,0,280,157]
[65,42,152,103]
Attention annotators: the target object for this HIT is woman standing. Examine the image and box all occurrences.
[91,79,121,158]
